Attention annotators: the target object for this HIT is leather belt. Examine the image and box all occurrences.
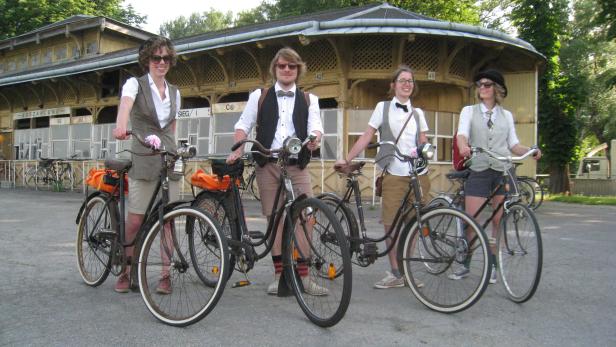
[267,157,299,166]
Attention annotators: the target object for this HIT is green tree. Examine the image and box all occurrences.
[0,0,146,41]
[511,0,578,193]
[159,8,234,39]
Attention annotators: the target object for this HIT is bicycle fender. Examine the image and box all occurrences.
[316,192,343,201]
[75,191,103,224]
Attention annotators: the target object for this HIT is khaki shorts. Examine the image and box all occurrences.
[255,163,313,217]
[128,177,180,214]
[381,174,431,226]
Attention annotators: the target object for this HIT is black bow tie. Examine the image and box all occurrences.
[276,90,294,97]
[395,102,408,113]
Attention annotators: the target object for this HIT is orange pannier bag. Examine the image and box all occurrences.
[85,168,128,194]
[190,169,238,191]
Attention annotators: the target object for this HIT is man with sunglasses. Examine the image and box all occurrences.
[227,47,325,296]
[453,69,541,283]
[112,36,181,294]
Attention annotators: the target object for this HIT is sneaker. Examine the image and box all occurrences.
[374,271,405,289]
[114,274,130,293]
[448,267,470,280]
[302,277,329,296]
[156,274,172,295]
[267,274,281,295]
[489,265,498,284]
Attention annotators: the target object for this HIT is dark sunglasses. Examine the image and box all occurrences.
[276,63,298,70]
[476,81,495,88]
[151,55,172,64]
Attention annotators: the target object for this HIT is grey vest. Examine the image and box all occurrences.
[129,74,179,181]
[374,101,420,170]
[468,104,511,172]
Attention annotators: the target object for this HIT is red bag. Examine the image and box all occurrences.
[452,131,469,171]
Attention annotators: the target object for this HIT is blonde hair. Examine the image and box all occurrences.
[268,47,306,84]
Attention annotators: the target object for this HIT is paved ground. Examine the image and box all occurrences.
[1,188,615,346]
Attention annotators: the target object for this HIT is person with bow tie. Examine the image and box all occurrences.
[227,47,325,296]
[335,65,431,289]
[452,69,542,283]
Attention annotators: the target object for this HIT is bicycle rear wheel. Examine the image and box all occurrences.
[497,203,542,303]
[283,198,352,327]
[191,190,237,284]
[138,207,229,327]
[399,207,491,313]
[76,195,116,286]
[248,172,260,201]
[524,178,545,210]
[516,179,535,209]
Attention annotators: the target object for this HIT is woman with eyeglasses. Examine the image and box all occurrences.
[335,65,431,289]
[112,36,181,294]
[451,69,541,283]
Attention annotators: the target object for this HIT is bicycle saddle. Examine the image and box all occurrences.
[334,162,365,176]
[104,159,132,172]
[446,170,470,180]
[211,159,244,178]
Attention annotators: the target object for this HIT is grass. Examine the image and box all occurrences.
[545,194,616,205]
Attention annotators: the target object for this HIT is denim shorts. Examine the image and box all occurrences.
[464,168,514,198]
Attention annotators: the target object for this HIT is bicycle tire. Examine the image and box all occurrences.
[427,195,453,208]
[24,167,38,188]
[138,206,229,327]
[523,178,545,210]
[282,198,352,327]
[516,179,535,209]
[497,202,542,303]
[317,194,358,276]
[76,195,117,286]
[57,164,73,191]
[248,172,260,201]
[191,190,237,284]
[399,206,491,313]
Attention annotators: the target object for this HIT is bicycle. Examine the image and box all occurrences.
[323,141,491,313]
[191,136,352,327]
[430,147,543,303]
[238,153,260,201]
[25,157,73,191]
[75,131,229,327]
[514,164,546,210]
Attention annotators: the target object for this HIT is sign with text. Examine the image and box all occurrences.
[176,108,210,119]
[13,107,71,120]
[71,115,93,124]
[212,102,247,114]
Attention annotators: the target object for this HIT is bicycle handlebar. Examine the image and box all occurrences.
[470,146,538,162]
[230,135,317,156]
[367,141,434,162]
[126,130,196,159]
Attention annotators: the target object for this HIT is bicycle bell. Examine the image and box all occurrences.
[284,137,303,155]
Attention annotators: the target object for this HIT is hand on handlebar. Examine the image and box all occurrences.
[113,126,129,140]
[306,134,320,152]
[226,150,243,164]
[459,144,472,158]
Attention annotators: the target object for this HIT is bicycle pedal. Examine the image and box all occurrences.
[232,280,251,288]
[248,231,265,239]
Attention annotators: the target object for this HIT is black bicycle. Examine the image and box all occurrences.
[191,136,352,327]
[430,147,543,303]
[75,131,229,326]
[238,153,260,201]
[322,141,491,313]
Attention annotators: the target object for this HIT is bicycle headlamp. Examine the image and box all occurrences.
[284,137,303,155]
[419,143,435,160]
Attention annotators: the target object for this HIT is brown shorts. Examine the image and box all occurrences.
[255,163,313,216]
[381,174,431,226]
[128,177,180,215]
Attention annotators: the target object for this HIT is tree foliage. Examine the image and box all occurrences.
[0,0,146,41]
[510,0,578,193]
[159,9,233,39]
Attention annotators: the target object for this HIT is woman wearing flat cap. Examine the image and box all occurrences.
[451,69,541,283]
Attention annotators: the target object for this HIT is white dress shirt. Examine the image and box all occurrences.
[368,97,429,176]
[234,82,323,150]
[457,103,519,148]
[121,74,181,128]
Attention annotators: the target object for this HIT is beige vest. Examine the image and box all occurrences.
[468,104,512,172]
[129,75,178,181]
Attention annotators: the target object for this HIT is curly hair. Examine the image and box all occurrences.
[388,64,419,98]
[138,36,177,73]
[268,47,306,84]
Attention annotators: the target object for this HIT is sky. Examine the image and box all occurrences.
[125,0,260,34]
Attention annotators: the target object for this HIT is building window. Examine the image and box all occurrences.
[424,111,458,163]
[318,109,341,160]
[347,109,379,159]
[86,42,98,55]
[55,46,67,61]
[30,51,40,67]
[42,48,53,64]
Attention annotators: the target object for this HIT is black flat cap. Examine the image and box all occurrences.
[474,69,507,97]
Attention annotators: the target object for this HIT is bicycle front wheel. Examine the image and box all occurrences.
[399,207,490,313]
[317,194,358,275]
[282,198,352,327]
[76,195,116,286]
[497,203,542,303]
[138,206,229,327]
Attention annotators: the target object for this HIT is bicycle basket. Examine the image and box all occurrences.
[85,168,128,194]
[211,159,244,178]
[190,169,239,191]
